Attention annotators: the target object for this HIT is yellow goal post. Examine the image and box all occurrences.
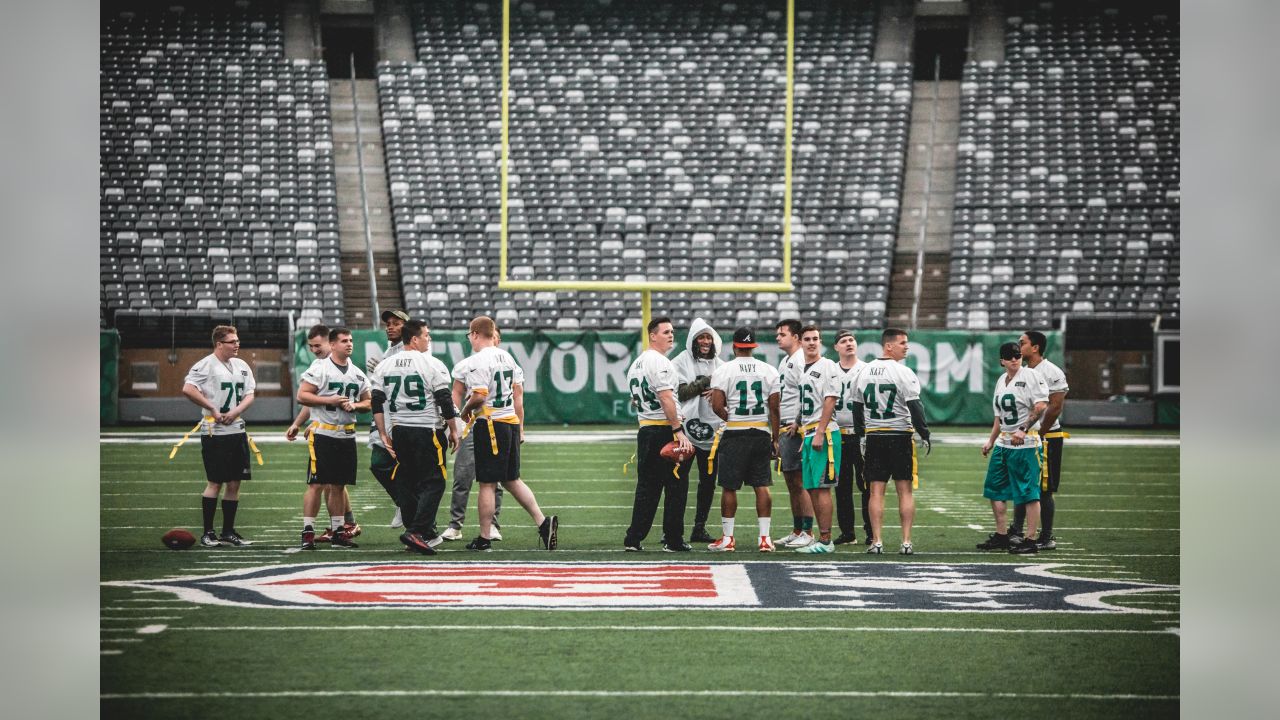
[495,0,797,341]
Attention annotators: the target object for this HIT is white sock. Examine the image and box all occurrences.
[303,517,315,530]
[759,517,771,538]
[331,516,344,531]
[721,517,735,538]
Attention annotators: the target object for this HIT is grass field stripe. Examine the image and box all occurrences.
[101,650,123,656]
[100,689,1179,701]
[163,624,1177,635]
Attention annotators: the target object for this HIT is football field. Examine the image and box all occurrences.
[100,429,1179,719]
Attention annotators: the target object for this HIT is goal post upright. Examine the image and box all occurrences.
[495,0,797,349]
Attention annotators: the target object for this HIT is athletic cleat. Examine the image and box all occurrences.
[976,532,1011,551]
[866,542,883,555]
[774,531,804,547]
[466,537,493,552]
[1035,535,1057,550]
[538,515,558,550]
[1007,531,1025,545]
[707,536,736,552]
[689,525,716,543]
[440,526,463,541]
[864,535,874,546]
[832,532,857,545]
[662,542,693,552]
[399,531,438,555]
[490,526,503,542]
[316,528,333,543]
[330,529,358,548]
[344,522,361,538]
[390,508,403,528]
[200,531,221,548]
[1009,537,1039,555]
[788,532,815,549]
[758,535,775,553]
[300,529,316,550]
[795,540,834,554]
[899,542,914,555]
[219,531,253,546]
[426,534,445,550]
[624,543,643,552]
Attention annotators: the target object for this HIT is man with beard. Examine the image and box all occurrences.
[671,318,725,544]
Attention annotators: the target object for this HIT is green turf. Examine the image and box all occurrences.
[100,434,1180,718]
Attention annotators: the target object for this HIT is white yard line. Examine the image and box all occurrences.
[165,624,1178,635]
[100,688,1178,701]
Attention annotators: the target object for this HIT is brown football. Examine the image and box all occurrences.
[659,440,694,463]
[162,528,196,550]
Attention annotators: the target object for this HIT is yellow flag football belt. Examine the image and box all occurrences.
[707,420,768,475]
[170,417,263,466]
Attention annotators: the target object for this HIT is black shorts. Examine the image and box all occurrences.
[308,433,357,486]
[200,434,251,483]
[1041,435,1064,493]
[716,430,774,490]
[864,433,917,484]
[391,425,448,485]
[474,420,520,483]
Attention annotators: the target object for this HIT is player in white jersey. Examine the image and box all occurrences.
[180,325,257,548]
[852,328,932,555]
[671,317,726,544]
[978,342,1049,555]
[296,328,371,549]
[441,342,504,542]
[371,320,461,555]
[706,327,780,552]
[830,330,870,545]
[623,316,695,552]
[459,316,557,551]
[367,309,409,530]
[1011,330,1070,550]
[772,319,817,548]
[792,326,843,554]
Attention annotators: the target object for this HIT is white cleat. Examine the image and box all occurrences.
[707,536,736,552]
[788,532,815,548]
[439,527,463,541]
[490,527,503,542]
[390,508,403,528]
[774,531,803,547]
[758,535,775,553]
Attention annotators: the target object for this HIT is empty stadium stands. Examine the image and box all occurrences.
[381,0,912,330]
[100,0,343,329]
[948,1,1179,330]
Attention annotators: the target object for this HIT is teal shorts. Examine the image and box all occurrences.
[983,445,1042,505]
[801,430,842,490]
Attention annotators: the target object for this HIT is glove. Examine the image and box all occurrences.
[921,436,932,456]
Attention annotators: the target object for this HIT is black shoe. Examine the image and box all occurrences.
[466,536,493,552]
[331,528,358,548]
[300,528,316,550]
[538,515,559,550]
[624,543,643,552]
[864,535,874,546]
[832,532,857,545]
[1009,537,1039,555]
[689,526,715,543]
[662,542,693,552]
[400,531,438,556]
[219,530,253,547]
[976,532,1011,551]
[1035,534,1057,550]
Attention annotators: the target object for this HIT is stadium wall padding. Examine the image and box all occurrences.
[292,329,1061,426]
[101,330,120,425]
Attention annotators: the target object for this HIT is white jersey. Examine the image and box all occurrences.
[371,349,452,428]
[463,345,525,422]
[797,356,842,430]
[672,319,726,449]
[710,356,780,431]
[1028,357,1069,432]
[777,348,805,426]
[627,348,680,424]
[856,358,923,433]
[368,341,404,447]
[184,354,256,436]
[300,357,370,439]
[993,366,1050,449]
[833,360,868,431]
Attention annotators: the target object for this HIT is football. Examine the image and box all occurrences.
[659,440,694,463]
[162,528,197,550]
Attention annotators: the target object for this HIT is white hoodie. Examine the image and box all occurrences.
[671,318,725,451]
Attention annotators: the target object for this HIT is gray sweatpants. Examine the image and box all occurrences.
[447,432,502,530]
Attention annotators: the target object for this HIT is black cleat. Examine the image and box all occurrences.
[300,528,316,550]
[466,536,493,552]
[832,532,857,545]
[624,543,643,552]
[400,531,438,555]
[330,528,358,548]
[689,525,715,543]
[662,542,693,552]
[539,515,559,551]
[976,532,1011,551]
[1009,537,1040,555]
[219,530,253,547]
[1035,534,1057,550]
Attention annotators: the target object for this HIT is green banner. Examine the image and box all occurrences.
[292,329,1061,426]
[101,329,120,425]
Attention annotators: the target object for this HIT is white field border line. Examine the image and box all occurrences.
[99,432,1180,447]
[100,504,1181,515]
[102,560,1179,614]
[163,624,1177,636]
[100,689,1178,701]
